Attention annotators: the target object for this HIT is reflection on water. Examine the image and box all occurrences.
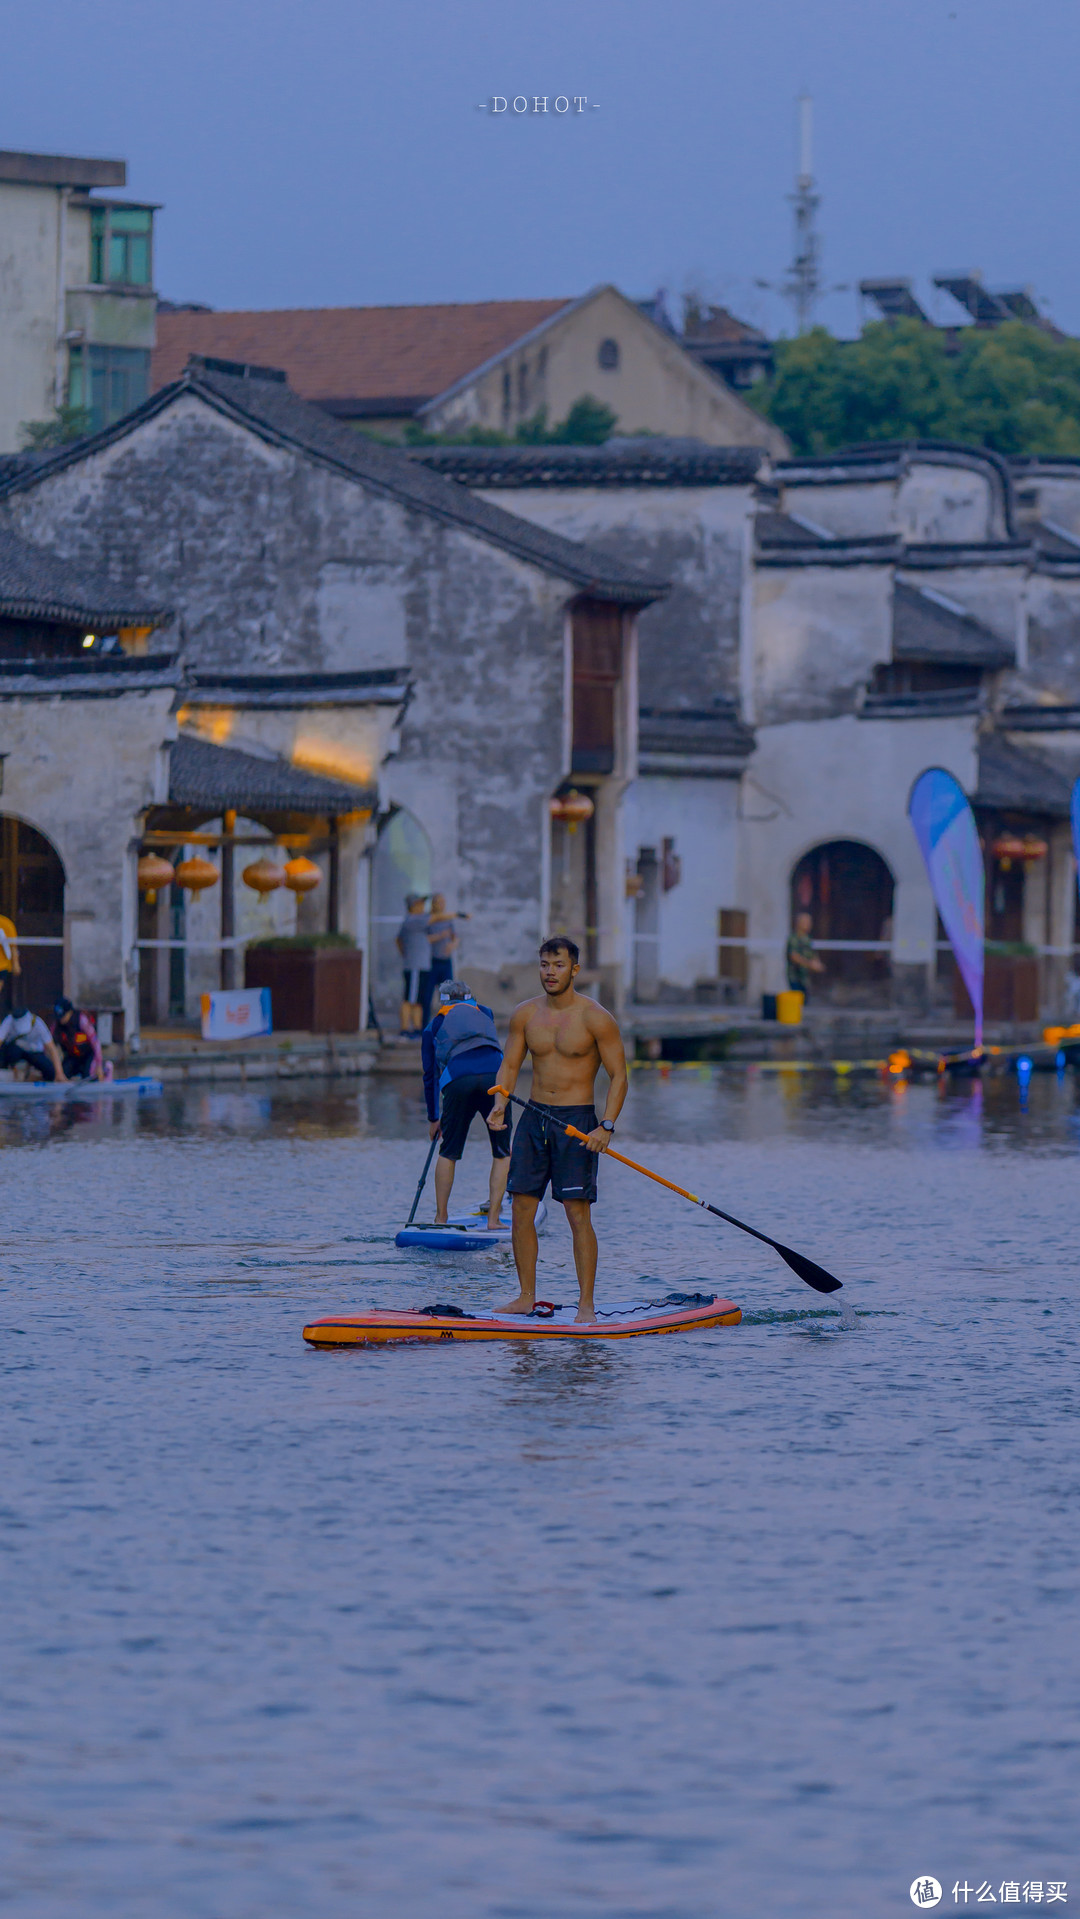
[1,1066,1077,1919]
[2,1059,1079,1156]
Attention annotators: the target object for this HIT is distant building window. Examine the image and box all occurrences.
[597,338,619,370]
[517,359,528,410]
[68,344,150,431]
[90,205,153,287]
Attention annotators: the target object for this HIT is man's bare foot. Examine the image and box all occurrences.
[575,1302,598,1323]
[497,1295,535,1314]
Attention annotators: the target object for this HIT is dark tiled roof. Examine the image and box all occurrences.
[638,704,755,774]
[1,366,668,607]
[410,440,764,489]
[859,687,983,720]
[899,541,1029,568]
[892,581,1013,667]
[1028,521,1080,565]
[151,299,571,407]
[183,667,410,709]
[169,733,373,815]
[756,532,901,566]
[1000,702,1080,731]
[755,509,830,547]
[0,655,180,698]
[0,522,168,627]
[975,737,1073,816]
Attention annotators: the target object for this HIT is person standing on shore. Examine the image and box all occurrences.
[395,894,431,1038]
[423,893,470,1022]
[487,937,627,1324]
[785,912,824,1001]
[0,912,20,1019]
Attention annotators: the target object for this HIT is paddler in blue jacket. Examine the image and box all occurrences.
[421,979,511,1230]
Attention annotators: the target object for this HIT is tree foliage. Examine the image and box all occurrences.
[403,394,619,448]
[19,405,94,449]
[749,319,1080,458]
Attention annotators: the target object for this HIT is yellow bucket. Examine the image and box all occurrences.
[776,989,804,1026]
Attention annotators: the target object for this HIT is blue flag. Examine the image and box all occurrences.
[908,768,985,1048]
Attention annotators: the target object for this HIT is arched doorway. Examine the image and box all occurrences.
[371,807,432,1014]
[790,840,894,998]
[0,816,65,1014]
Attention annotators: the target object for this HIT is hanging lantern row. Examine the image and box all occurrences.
[241,855,321,894]
[138,852,324,898]
[991,833,1048,871]
[550,790,595,833]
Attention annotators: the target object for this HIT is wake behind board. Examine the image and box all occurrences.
[304,1291,740,1346]
[0,1074,163,1101]
[395,1197,547,1251]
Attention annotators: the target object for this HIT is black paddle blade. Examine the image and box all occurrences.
[774,1243,843,1294]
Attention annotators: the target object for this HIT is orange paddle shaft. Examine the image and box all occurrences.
[490,1086,708,1208]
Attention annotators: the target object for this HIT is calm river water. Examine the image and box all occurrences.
[1,1066,1077,1918]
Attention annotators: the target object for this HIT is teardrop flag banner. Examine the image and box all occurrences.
[908,767,985,1049]
[1071,776,1080,907]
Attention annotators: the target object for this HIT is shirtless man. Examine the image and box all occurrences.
[487,936,627,1323]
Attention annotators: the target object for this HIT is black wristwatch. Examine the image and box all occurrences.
[600,1120,615,1134]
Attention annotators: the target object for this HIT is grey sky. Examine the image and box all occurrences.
[3,0,1078,336]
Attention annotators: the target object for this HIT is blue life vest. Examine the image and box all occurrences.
[433,1000,500,1088]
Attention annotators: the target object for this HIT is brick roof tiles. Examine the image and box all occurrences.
[151,300,571,407]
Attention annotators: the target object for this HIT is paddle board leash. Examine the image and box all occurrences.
[490,1088,842,1295]
[405,1131,442,1227]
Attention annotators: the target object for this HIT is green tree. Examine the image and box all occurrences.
[19,404,94,449]
[401,394,619,449]
[750,319,1080,457]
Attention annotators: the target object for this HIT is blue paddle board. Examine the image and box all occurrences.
[395,1197,547,1251]
[0,1074,163,1101]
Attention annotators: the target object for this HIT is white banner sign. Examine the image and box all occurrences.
[200,988,272,1041]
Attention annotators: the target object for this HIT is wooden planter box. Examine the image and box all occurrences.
[244,946,363,1033]
[954,952,1039,1024]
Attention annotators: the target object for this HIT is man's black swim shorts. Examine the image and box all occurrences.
[507,1103,600,1204]
[438,1073,512,1162]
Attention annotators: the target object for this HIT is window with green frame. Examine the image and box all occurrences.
[89,205,153,287]
[68,345,150,431]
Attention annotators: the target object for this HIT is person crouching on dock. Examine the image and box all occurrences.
[487,937,627,1324]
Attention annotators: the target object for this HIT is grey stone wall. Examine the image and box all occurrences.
[477,484,752,711]
[5,394,577,973]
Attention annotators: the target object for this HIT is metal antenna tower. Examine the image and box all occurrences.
[784,94,821,332]
[755,94,843,332]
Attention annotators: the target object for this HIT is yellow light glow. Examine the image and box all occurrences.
[82,634,95,648]
[291,733,373,788]
[176,707,235,746]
